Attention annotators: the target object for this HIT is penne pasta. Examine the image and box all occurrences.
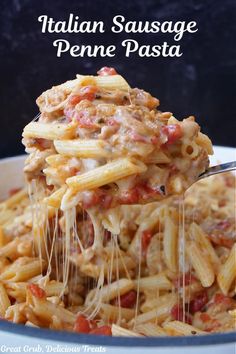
[163,212,178,272]
[23,122,76,140]
[112,324,144,337]
[163,321,206,336]
[186,241,215,287]
[0,283,11,317]
[85,278,134,304]
[134,322,166,336]
[54,139,110,158]
[66,158,147,190]
[217,244,236,295]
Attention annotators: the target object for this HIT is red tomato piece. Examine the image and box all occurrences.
[208,233,234,248]
[74,315,91,334]
[171,304,192,324]
[112,290,137,308]
[161,124,182,145]
[120,290,137,308]
[90,325,112,336]
[189,291,208,314]
[97,67,117,76]
[213,293,232,306]
[200,313,211,323]
[69,85,98,106]
[28,284,46,299]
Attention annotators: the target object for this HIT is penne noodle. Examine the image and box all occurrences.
[75,74,130,90]
[0,189,27,211]
[99,303,135,322]
[85,278,134,305]
[134,273,172,291]
[54,139,110,158]
[44,186,67,208]
[0,283,11,317]
[32,297,76,325]
[163,321,206,336]
[133,294,177,325]
[0,259,46,282]
[186,241,215,287]
[189,222,220,271]
[112,324,144,337]
[163,213,178,272]
[23,122,76,140]
[66,158,147,190]
[217,244,236,295]
[134,322,166,336]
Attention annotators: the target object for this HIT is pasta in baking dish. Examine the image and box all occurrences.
[0,67,235,337]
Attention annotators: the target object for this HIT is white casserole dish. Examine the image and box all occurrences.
[0,146,235,354]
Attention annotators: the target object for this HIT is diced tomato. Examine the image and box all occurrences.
[189,291,208,314]
[213,293,232,306]
[199,313,220,331]
[200,313,211,323]
[112,290,137,308]
[28,284,46,299]
[205,321,221,332]
[173,272,197,288]
[120,290,137,308]
[141,230,153,255]
[90,325,112,336]
[119,182,162,205]
[8,188,21,197]
[69,86,98,106]
[161,124,182,145]
[97,67,117,76]
[208,233,234,248]
[171,304,192,324]
[74,315,91,333]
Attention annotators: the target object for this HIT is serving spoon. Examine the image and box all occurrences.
[198,161,236,181]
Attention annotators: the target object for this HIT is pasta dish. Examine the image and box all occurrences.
[0,67,235,337]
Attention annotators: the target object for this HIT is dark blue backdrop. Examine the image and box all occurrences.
[0,0,235,158]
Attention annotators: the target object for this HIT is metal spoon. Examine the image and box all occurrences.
[198,161,236,180]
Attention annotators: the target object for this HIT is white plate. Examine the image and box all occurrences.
[0,146,235,354]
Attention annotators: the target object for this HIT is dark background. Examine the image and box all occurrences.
[0,0,235,158]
